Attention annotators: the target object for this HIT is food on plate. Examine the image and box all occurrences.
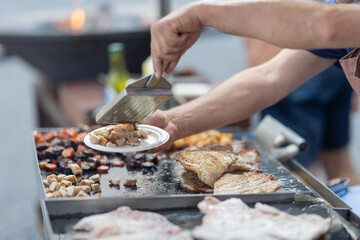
[43,173,101,198]
[180,171,213,193]
[171,130,233,149]
[192,196,331,240]
[227,149,262,172]
[73,206,192,240]
[214,172,282,194]
[88,123,149,147]
[177,151,237,187]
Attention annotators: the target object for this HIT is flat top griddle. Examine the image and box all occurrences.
[36,129,310,198]
[42,194,360,240]
[34,128,359,240]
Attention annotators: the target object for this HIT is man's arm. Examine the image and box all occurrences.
[145,49,335,149]
[151,0,359,77]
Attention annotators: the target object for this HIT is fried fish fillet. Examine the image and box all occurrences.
[214,172,282,194]
[193,196,331,240]
[180,171,213,193]
[177,151,237,187]
[227,149,262,172]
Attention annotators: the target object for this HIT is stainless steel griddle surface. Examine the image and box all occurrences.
[35,128,310,198]
[43,195,359,240]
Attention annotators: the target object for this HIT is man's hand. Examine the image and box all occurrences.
[151,2,202,79]
[143,110,180,152]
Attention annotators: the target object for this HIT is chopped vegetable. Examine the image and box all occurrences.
[45,163,57,171]
[62,147,75,158]
[97,165,109,173]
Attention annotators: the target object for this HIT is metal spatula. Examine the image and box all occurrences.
[96,62,172,124]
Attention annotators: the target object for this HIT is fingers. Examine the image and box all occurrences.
[150,5,202,75]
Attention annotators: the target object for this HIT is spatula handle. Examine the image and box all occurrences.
[145,61,170,88]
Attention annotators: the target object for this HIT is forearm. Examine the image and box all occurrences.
[195,0,360,49]
[166,66,283,139]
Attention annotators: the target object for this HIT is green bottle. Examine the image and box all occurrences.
[106,43,130,93]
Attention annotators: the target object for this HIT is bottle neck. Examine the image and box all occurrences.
[109,53,127,71]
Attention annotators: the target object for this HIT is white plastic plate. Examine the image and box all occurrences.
[84,124,169,153]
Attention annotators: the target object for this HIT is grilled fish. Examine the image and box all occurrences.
[177,151,237,187]
[214,172,282,194]
[227,149,262,172]
[180,171,213,193]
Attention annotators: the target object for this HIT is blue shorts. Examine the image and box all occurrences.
[261,66,353,167]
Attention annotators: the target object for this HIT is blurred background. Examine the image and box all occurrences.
[0,0,359,239]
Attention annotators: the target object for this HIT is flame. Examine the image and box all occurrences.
[70,8,86,31]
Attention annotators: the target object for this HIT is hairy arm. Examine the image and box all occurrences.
[197,0,359,49]
[154,50,335,141]
[151,0,359,76]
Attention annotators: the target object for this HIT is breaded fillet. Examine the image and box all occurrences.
[180,171,213,193]
[177,151,237,187]
[227,149,262,172]
[214,172,282,194]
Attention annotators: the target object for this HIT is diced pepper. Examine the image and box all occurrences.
[36,135,46,145]
[76,144,87,153]
[62,147,75,158]
[97,165,109,173]
[33,130,43,141]
[45,163,57,171]
[65,128,78,138]
[76,132,88,143]
[113,160,125,167]
[43,131,57,142]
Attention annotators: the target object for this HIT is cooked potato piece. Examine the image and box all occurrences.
[123,179,137,187]
[60,180,73,187]
[91,183,101,193]
[98,136,108,146]
[58,187,68,197]
[89,174,100,182]
[115,139,125,146]
[109,178,121,186]
[69,164,83,175]
[67,186,83,197]
[49,182,58,192]
[82,186,91,193]
[106,141,116,147]
[109,131,123,139]
[47,174,58,184]
[57,174,66,181]
[80,180,95,186]
[76,190,90,198]
[63,175,77,184]
[43,180,50,188]
[89,133,101,144]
